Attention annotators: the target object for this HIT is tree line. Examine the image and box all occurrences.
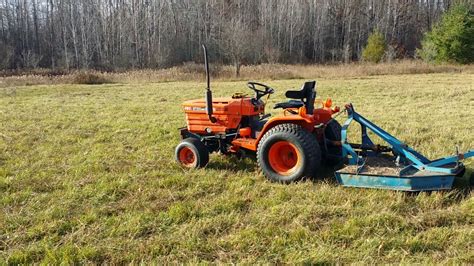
[0,0,470,71]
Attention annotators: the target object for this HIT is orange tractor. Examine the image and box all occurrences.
[176,46,473,190]
[175,46,342,183]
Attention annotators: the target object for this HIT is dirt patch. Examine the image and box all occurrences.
[342,156,402,176]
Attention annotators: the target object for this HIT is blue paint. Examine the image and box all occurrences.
[336,104,473,191]
[335,172,455,191]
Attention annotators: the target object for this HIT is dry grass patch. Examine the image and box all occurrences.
[72,72,113,85]
[0,60,472,87]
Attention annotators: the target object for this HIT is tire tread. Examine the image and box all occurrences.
[175,138,209,168]
[257,123,321,182]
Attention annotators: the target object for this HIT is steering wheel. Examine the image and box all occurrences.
[247,82,275,101]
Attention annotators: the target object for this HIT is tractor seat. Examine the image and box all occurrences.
[285,81,316,100]
[274,100,304,110]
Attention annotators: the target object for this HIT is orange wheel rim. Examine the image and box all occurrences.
[268,141,301,175]
[178,147,196,167]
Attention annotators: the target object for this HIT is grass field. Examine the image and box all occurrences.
[1,72,473,263]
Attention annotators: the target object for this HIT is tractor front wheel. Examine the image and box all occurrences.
[257,123,321,183]
[175,138,209,169]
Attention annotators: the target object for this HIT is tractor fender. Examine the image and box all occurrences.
[256,115,316,144]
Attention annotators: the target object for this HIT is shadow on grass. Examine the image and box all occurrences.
[206,151,473,188]
[451,168,474,195]
[207,154,341,184]
[315,164,342,185]
[207,155,473,199]
[206,155,257,172]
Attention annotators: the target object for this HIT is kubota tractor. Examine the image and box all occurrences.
[175,46,342,183]
[176,46,473,190]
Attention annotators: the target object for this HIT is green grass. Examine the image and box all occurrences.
[0,73,473,263]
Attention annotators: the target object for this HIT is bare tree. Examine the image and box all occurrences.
[0,0,456,71]
[219,17,260,77]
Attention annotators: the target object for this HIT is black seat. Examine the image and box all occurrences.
[274,81,317,114]
[274,100,304,110]
[285,81,316,100]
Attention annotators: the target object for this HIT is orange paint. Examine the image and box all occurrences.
[183,97,264,134]
[178,147,195,167]
[232,138,258,150]
[184,95,341,153]
[268,141,301,175]
[239,127,252,138]
[324,98,333,108]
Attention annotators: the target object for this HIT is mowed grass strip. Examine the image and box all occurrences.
[0,73,473,264]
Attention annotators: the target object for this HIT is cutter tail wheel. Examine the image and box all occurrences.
[257,123,321,183]
[175,138,209,169]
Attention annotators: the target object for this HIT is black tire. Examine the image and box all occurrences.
[257,123,321,183]
[324,120,343,166]
[456,167,466,178]
[175,138,209,169]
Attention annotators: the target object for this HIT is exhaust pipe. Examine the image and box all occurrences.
[202,45,217,123]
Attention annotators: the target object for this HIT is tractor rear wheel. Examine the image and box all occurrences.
[324,120,343,165]
[175,138,209,169]
[257,123,321,183]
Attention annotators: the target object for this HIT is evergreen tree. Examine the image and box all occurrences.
[362,31,387,63]
[418,5,474,64]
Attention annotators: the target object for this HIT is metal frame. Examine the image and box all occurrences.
[341,104,473,176]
